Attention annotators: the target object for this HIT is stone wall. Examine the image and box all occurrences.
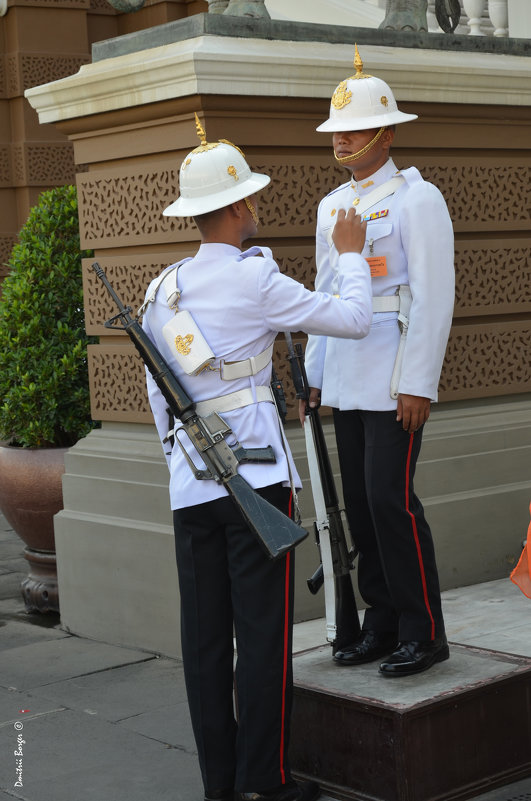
[0,0,206,285]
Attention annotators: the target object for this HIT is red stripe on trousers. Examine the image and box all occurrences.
[279,550,290,784]
[405,433,435,641]
[279,491,293,784]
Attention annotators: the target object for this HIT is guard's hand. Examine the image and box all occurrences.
[298,387,321,426]
[332,208,367,255]
[396,394,431,434]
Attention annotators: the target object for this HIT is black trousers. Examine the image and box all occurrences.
[173,483,295,795]
[333,408,445,643]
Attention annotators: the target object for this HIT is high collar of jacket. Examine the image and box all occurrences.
[196,242,241,260]
[350,158,398,197]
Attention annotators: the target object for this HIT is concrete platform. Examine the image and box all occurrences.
[291,643,531,801]
[290,578,531,801]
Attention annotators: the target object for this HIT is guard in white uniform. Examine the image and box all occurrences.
[304,48,455,677]
[142,117,372,801]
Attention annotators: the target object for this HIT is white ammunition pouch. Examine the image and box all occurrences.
[161,310,216,376]
[159,263,215,376]
[372,285,412,399]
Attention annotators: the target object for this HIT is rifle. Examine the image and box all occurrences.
[93,261,309,560]
[271,367,287,424]
[285,333,361,652]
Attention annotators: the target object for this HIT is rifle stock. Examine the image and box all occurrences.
[93,262,308,560]
[285,333,360,651]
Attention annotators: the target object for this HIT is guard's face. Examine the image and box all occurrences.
[332,128,394,177]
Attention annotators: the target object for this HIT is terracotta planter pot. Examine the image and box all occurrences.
[0,445,67,612]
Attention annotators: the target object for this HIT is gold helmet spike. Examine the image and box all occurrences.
[354,44,363,74]
[194,112,207,146]
[351,44,372,80]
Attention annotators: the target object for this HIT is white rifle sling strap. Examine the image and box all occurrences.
[304,417,337,643]
[137,259,190,317]
[390,284,412,399]
[161,265,216,376]
[356,174,405,217]
[325,175,405,248]
[370,287,412,398]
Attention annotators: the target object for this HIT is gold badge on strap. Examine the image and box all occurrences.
[175,334,194,355]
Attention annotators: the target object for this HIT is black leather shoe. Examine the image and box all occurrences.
[378,637,450,677]
[205,791,233,801]
[333,630,397,665]
[237,779,320,801]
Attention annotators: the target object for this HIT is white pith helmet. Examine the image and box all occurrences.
[317,45,418,133]
[163,114,270,217]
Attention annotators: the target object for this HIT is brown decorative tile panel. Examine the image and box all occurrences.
[416,162,531,232]
[0,237,16,270]
[88,342,151,423]
[253,160,344,235]
[76,157,344,249]
[11,145,25,184]
[0,58,6,99]
[10,143,75,186]
[82,253,196,335]
[6,56,18,97]
[29,143,74,185]
[77,157,531,252]
[6,53,89,97]
[0,147,11,186]
[454,240,531,316]
[76,165,196,249]
[439,321,531,400]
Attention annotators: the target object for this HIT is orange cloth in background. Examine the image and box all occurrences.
[510,502,531,599]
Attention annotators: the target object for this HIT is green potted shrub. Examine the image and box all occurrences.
[0,185,94,612]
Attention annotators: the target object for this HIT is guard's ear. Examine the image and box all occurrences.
[383,126,395,146]
[229,199,245,219]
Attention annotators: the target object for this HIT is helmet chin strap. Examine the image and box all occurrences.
[334,126,386,165]
[244,196,259,225]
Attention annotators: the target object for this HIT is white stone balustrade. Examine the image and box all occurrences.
[209,0,523,37]
[488,0,509,36]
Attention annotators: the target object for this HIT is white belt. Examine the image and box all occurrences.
[194,385,274,417]
[372,295,400,313]
[220,343,274,381]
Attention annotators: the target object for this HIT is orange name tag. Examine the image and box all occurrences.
[367,256,387,277]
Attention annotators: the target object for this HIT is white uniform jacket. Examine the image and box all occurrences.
[142,242,372,509]
[305,158,455,411]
